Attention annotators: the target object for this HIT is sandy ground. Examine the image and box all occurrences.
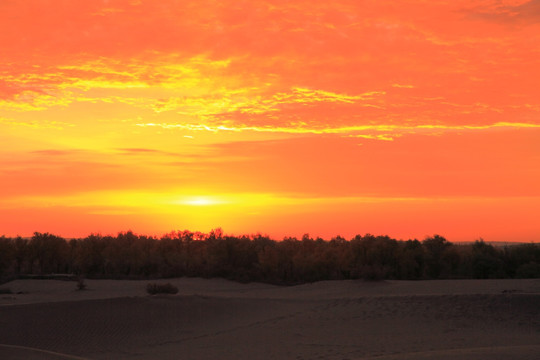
[0,278,539,359]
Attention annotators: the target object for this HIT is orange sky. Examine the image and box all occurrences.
[1,0,539,242]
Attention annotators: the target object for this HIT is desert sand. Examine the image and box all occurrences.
[0,278,539,359]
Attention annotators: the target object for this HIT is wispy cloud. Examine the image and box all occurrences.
[466,0,540,24]
[274,87,385,104]
[392,84,415,89]
[30,149,76,156]
[0,90,73,111]
[135,121,540,141]
[0,116,74,129]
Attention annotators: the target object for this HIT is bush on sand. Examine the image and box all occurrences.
[146,282,179,295]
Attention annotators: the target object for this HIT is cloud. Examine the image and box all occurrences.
[0,116,74,129]
[115,148,189,158]
[0,55,234,112]
[466,0,540,24]
[2,0,538,133]
[146,86,386,122]
[117,148,164,154]
[392,84,415,89]
[0,90,73,111]
[30,150,76,156]
[135,121,540,141]
[274,87,385,104]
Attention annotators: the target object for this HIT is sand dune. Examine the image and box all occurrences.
[1,278,539,359]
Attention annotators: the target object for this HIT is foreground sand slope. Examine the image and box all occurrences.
[1,279,539,359]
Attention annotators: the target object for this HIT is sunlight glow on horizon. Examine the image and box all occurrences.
[180,197,224,207]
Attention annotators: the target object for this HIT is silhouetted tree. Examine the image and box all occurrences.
[0,236,14,278]
[30,232,69,274]
[471,239,506,278]
[423,235,452,278]
[0,231,538,284]
[13,237,28,274]
[397,240,424,279]
[515,262,540,278]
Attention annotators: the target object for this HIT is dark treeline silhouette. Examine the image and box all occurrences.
[1,230,539,284]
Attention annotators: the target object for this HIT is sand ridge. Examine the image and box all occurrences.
[0,278,539,359]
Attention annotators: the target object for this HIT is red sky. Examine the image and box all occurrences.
[1,0,539,242]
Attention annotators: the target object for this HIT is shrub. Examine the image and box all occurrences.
[76,277,87,291]
[146,282,178,295]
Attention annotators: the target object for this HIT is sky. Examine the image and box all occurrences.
[1,0,539,242]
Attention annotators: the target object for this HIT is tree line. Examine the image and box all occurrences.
[0,230,539,284]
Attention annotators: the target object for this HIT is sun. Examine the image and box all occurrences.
[181,196,222,206]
